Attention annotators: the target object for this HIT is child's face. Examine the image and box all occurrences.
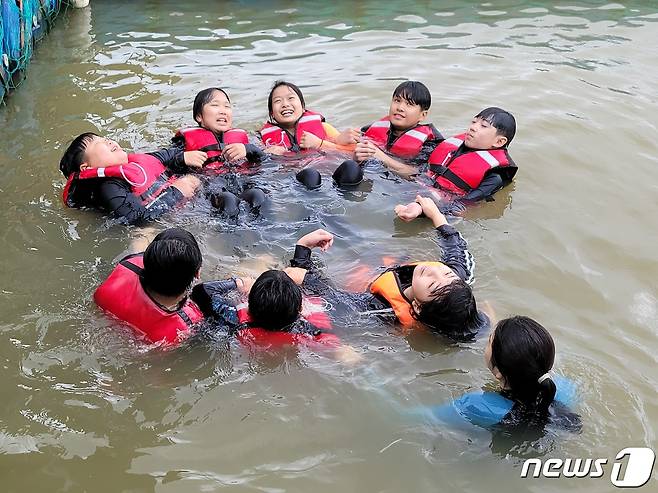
[411,263,459,303]
[464,117,508,150]
[80,136,128,169]
[388,95,428,131]
[270,85,303,127]
[196,90,233,133]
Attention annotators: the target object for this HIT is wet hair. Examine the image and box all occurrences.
[267,80,306,120]
[193,87,231,124]
[413,279,480,340]
[392,81,431,111]
[475,107,516,145]
[59,132,99,177]
[491,316,556,414]
[248,270,302,331]
[142,228,202,298]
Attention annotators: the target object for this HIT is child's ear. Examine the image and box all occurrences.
[411,299,421,314]
[491,365,505,383]
[494,135,508,148]
[79,162,90,171]
[419,109,429,121]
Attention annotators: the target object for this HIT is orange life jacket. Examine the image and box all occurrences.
[369,261,446,327]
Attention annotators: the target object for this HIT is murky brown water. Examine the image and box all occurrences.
[1,1,657,491]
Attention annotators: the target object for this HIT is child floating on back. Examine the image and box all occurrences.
[59,133,200,225]
[396,107,517,220]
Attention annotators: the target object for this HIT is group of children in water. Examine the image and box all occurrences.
[58,81,580,434]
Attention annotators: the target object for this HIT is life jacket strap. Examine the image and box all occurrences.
[429,164,473,193]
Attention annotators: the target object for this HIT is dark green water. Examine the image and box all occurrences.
[1,1,657,491]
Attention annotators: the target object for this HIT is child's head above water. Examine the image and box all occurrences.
[388,81,431,131]
[248,269,302,331]
[193,87,233,133]
[464,107,516,150]
[485,316,556,411]
[409,263,480,339]
[267,80,306,128]
[59,132,128,177]
[142,228,202,298]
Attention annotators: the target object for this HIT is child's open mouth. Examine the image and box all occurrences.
[281,109,294,117]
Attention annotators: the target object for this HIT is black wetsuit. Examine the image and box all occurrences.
[74,149,187,225]
[165,133,266,171]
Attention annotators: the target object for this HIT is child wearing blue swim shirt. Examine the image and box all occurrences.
[426,316,581,431]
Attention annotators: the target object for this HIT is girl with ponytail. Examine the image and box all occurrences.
[425,316,581,432]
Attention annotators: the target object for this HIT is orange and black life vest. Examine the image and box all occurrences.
[369,261,446,327]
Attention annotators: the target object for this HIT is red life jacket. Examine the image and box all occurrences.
[364,116,437,159]
[93,253,204,345]
[426,134,517,196]
[62,153,177,208]
[234,296,339,348]
[260,110,326,151]
[175,127,250,173]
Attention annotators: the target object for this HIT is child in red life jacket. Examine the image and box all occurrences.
[259,80,351,155]
[161,87,267,215]
[192,230,361,363]
[168,87,266,172]
[395,107,518,220]
[351,81,443,178]
[59,133,200,225]
[94,228,247,345]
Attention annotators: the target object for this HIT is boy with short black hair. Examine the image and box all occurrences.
[396,107,517,219]
[94,228,207,344]
[59,133,200,225]
[342,81,443,178]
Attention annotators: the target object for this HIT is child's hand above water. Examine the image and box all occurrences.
[299,131,324,149]
[335,128,361,145]
[235,276,255,295]
[223,143,247,162]
[415,195,447,227]
[394,202,423,222]
[354,139,385,162]
[184,150,207,168]
[297,229,334,251]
